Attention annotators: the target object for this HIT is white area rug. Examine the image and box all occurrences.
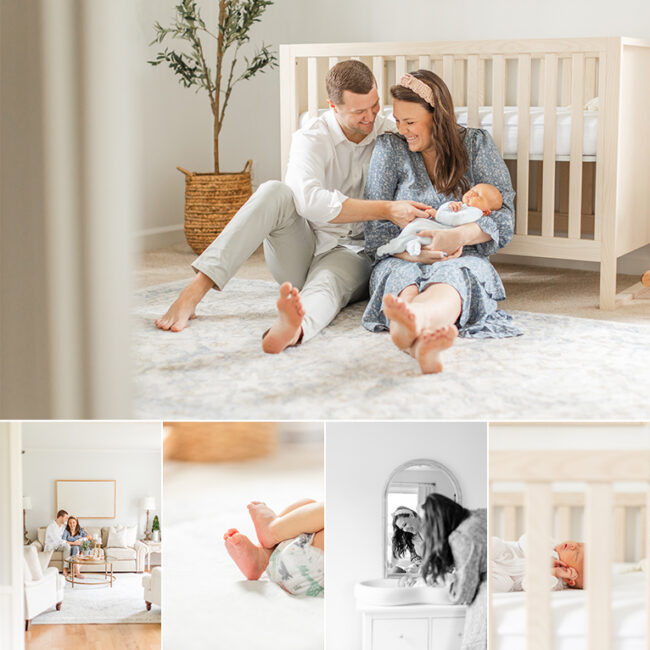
[164,443,324,650]
[134,278,650,420]
[33,573,161,624]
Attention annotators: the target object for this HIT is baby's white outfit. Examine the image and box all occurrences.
[376,203,484,258]
[491,535,566,592]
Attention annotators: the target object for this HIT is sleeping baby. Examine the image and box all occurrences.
[491,535,584,592]
[376,183,503,258]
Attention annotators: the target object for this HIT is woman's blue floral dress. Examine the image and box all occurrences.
[362,128,522,338]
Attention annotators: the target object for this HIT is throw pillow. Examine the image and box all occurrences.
[124,525,137,547]
[107,526,128,548]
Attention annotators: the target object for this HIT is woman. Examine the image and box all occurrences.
[421,494,487,650]
[363,70,521,374]
[391,506,425,571]
[62,516,91,579]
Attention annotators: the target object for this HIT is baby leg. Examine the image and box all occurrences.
[248,501,324,548]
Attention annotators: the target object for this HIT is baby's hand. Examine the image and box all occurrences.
[449,201,463,212]
[552,565,578,582]
[424,208,437,219]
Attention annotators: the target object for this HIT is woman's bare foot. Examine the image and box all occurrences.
[154,272,214,332]
[412,325,458,374]
[262,283,304,354]
[223,529,270,580]
[383,294,418,349]
[247,502,278,548]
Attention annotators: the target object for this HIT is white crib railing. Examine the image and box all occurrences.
[489,449,650,650]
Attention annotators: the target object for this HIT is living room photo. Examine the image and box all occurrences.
[0,421,162,650]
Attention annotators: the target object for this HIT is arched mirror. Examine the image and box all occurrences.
[383,459,462,578]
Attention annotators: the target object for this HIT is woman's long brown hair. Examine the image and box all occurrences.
[65,516,80,536]
[390,70,469,197]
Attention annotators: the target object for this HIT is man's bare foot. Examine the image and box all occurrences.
[383,294,418,349]
[247,502,278,548]
[412,325,458,374]
[223,529,270,580]
[262,282,304,354]
[154,272,214,332]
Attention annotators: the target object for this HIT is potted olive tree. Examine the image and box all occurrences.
[150,0,277,253]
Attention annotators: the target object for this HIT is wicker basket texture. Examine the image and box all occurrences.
[178,160,253,254]
[164,421,276,462]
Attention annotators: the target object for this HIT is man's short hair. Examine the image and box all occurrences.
[56,509,68,519]
[326,60,376,105]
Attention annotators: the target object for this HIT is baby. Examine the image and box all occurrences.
[223,499,324,597]
[376,183,503,258]
[491,535,584,592]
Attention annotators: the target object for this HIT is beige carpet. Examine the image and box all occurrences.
[138,243,650,325]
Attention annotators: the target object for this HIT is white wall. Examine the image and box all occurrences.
[22,421,161,541]
[137,0,650,272]
[325,421,487,650]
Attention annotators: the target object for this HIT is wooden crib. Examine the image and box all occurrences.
[279,37,650,310]
[489,449,650,650]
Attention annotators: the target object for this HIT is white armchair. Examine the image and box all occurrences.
[24,545,64,630]
[142,567,161,610]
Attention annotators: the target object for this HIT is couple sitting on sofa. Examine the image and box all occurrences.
[44,509,91,579]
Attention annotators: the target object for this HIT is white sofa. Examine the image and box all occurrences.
[143,567,161,610]
[24,545,64,630]
[33,525,147,573]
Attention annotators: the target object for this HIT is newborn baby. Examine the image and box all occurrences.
[491,535,584,592]
[376,183,503,258]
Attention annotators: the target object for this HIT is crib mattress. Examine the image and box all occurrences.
[493,571,647,650]
[299,105,599,159]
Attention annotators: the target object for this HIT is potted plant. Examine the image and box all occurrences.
[151,515,161,542]
[80,539,92,556]
[149,0,277,254]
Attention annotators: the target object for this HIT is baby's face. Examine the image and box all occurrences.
[462,184,503,214]
[554,540,585,588]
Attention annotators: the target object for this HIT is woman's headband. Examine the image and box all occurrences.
[399,73,435,109]
[393,506,416,518]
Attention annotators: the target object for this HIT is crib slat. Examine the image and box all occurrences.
[613,506,626,562]
[525,482,552,650]
[517,54,531,235]
[492,55,506,155]
[307,57,318,118]
[594,53,606,242]
[568,54,584,240]
[395,55,407,81]
[467,55,480,127]
[328,57,339,69]
[538,57,545,106]
[542,54,558,238]
[585,482,613,650]
[585,57,597,103]
[641,505,647,562]
[479,58,486,106]
[556,504,571,541]
[489,482,495,650]
[454,58,465,106]
[503,505,517,541]
[442,55,454,97]
[373,56,385,108]
[561,57,572,105]
[418,55,431,71]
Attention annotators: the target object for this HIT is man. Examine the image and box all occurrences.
[156,60,432,352]
[44,509,71,576]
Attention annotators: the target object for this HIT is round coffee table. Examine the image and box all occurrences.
[65,555,115,588]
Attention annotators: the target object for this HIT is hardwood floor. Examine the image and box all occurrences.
[25,623,160,649]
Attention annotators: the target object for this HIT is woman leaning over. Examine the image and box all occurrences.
[363,70,521,374]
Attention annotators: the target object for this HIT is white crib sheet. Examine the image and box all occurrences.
[493,572,647,650]
[299,105,599,159]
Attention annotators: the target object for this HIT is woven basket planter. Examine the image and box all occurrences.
[163,421,276,462]
[178,160,253,255]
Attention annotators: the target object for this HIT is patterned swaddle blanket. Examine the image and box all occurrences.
[266,533,324,597]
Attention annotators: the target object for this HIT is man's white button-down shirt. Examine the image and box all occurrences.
[284,109,392,256]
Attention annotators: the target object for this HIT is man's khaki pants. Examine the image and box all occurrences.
[192,180,371,341]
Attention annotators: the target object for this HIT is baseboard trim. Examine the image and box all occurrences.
[136,224,185,251]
